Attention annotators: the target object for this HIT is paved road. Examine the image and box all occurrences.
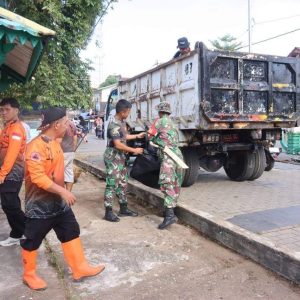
[182,165,300,253]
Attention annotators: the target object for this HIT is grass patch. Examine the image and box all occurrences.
[44,239,81,300]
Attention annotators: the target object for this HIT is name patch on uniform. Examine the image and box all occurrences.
[112,127,120,136]
[30,152,41,161]
[12,132,21,141]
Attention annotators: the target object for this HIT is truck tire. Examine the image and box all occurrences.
[265,160,275,171]
[224,150,255,181]
[248,147,266,180]
[181,148,199,187]
[264,149,275,171]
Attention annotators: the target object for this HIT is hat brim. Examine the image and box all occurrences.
[178,44,190,49]
[38,107,66,130]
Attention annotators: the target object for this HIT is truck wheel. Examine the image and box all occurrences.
[248,147,266,180]
[264,149,275,171]
[181,148,199,187]
[265,160,275,171]
[224,151,255,181]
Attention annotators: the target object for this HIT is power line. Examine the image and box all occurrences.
[89,0,116,37]
[236,14,300,41]
[237,27,300,50]
[254,14,300,25]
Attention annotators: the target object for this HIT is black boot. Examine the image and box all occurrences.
[104,207,120,222]
[118,203,138,217]
[158,207,178,230]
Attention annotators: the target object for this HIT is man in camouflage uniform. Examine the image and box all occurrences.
[151,101,183,229]
[104,99,145,222]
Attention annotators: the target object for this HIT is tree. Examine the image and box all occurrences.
[0,0,117,109]
[210,34,242,51]
[99,74,119,88]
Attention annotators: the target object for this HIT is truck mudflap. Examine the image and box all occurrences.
[198,42,300,127]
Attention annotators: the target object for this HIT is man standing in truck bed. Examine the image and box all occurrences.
[173,37,191,59]
[0,98,26,247]
[151,102,183,230]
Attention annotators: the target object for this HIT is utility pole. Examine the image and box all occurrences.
[98,54,101,84]
[248,0,252,52]
[95,26,104,85]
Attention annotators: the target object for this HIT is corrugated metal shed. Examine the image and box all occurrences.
[0,7,55,91]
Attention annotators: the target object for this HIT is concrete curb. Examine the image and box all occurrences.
[74,158,300,285]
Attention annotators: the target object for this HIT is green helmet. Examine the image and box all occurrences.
[156,101,171,114]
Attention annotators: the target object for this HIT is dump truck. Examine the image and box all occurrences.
[105,42,300,187]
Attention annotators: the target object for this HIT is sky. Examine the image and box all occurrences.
[81,0,300,88]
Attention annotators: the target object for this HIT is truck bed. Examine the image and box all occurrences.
[118,42,299,131]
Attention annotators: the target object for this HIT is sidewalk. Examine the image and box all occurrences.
[274,141,300,164]
[74,134,300,285]
[0,190,67,300]
[276,151,300,164]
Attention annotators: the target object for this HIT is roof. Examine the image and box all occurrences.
[0,7,55,37]
[0,7,55,91]
[98,82,118,91]
[288,47,300,57]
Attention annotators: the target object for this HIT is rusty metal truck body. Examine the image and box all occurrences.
[105,42,300,186]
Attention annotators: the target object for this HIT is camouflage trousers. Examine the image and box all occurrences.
[159,152,183,208]
[104,147,128,208]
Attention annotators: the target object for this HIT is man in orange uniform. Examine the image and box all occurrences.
[21,107,105,291]
[0,98,26,247]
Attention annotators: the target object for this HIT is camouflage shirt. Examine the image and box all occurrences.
[151,115,182,158]
[106,118,127,150]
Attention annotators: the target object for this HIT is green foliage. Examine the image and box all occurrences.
[210,34,242,51]
[1,0,117,109]
[99,74,118,88]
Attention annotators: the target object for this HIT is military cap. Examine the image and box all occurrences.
[156,102,171,114]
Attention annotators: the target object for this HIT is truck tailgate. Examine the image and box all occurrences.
[200,42,300,126]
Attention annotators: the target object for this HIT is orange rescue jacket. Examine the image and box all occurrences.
[0,120,26,182]
[25,135,68,219]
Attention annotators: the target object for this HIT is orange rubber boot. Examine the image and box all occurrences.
[61,237,105,281]
[22,249,47,290]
